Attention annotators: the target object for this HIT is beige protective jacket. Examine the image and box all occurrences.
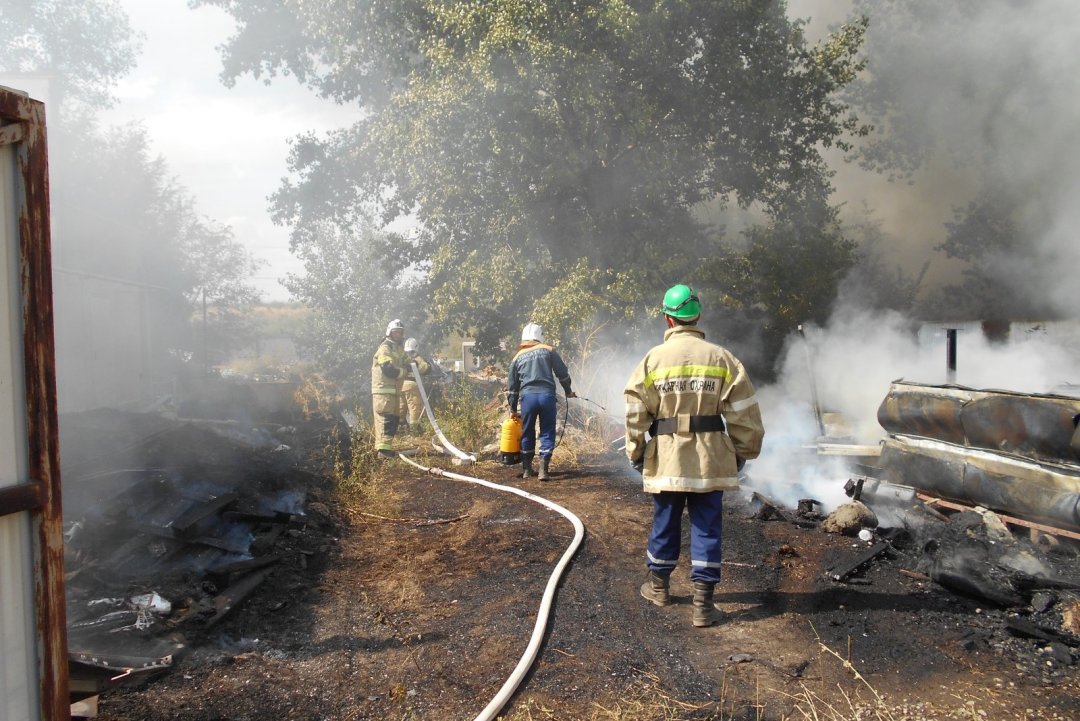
[401,354,431,392]
[371,337,409,395]
[624,325,764,493]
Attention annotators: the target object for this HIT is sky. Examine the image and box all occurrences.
[99,0,357,302]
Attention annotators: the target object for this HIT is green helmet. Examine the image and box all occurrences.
[662,284,701,320]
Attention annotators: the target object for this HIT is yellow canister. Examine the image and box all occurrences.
[499,414,522,465]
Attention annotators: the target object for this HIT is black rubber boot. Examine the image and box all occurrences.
[639,571,671,607]
[692,581,723,627]
[521,453,536,478]
[538,455,551,481]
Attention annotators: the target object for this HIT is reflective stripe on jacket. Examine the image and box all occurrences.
[372,337,409,395]
[401,355,430,391]
[624,325,764,493]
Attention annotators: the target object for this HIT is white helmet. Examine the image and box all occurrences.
[385,319,404,336]
[521,322,544,343]
[404,337,419,353]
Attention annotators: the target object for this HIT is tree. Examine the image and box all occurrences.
[0,0,140,114]
[5,2,264,378]
[200,0,868,363]
[53,120,264,364]
[282,220,418,398]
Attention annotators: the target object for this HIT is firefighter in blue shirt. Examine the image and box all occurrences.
[506,323,575,480]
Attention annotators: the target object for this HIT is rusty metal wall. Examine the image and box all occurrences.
[0,85,69,721]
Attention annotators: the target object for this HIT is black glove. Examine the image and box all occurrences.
[566,389,577,399]
[736,457,746,472]
[381,361,400,379]
[630,458,644,475]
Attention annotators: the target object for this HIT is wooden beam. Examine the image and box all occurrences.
[917,493,1080,541]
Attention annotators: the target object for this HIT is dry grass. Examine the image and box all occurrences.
[328,410,398,516]
[294,371,345,421]
[431,376,504,451]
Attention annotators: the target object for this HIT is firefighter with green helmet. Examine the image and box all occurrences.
[623,284,765,627]
[372,319,410,458]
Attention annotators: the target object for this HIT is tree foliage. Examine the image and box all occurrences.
[4,2,265,368]
[282,220,423,397]
[0,0,141,114]
[845,0,1078,321]
[201,0,867,374]
[53,120,264,362]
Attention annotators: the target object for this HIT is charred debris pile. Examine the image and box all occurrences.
[750,381,1080,673]
[59,405,338,703]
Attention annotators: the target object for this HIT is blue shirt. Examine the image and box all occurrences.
[507,343,572,412]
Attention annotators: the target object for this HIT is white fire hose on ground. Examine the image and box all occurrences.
[399,363,585,721]
[411,362,476,463]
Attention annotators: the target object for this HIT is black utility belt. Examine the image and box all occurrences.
[650,414,726,435]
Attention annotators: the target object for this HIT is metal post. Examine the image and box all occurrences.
[945,328,958,384]
[798,324,826,438]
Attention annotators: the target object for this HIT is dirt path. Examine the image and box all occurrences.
[97,451,1080,721]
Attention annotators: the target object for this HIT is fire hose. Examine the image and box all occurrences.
[398,453,584,721]
[411,361,476,462]
[401,365,586,721]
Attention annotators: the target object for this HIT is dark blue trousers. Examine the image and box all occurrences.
[519,392,557,458]
[645,490,724,584]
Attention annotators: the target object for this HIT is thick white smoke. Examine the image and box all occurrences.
[751,302,1080,510]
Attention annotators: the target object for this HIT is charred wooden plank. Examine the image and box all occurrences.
[1005,616,1080,647]
[205,554,283,589]
[202,568,275,630]
[828,541,891,583]
[222,510,293,524]
[169,492,239,533]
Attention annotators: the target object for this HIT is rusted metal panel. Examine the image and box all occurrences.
[0,85,68,721]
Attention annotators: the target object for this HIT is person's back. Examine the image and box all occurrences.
[506,322,574,480]
[629,324,761,491]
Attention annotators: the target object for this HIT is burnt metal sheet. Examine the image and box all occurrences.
[961,394,1080,464]
[880,435,1080,529]
[877,384,966,445]
[878,381,1080,465]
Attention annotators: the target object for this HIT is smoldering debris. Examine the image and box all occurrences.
[61,409,332,701]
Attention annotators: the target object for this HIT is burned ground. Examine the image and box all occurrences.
[62,411,1080,721]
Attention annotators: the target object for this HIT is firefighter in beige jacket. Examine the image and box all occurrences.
[624,284,764,627]
[372,319,410,458]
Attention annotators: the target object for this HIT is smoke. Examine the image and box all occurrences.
[791,0,1080,318]
[746,295,1080,511]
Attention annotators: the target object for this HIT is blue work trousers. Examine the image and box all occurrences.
[519,392,557,458]
[645,490,724,585]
